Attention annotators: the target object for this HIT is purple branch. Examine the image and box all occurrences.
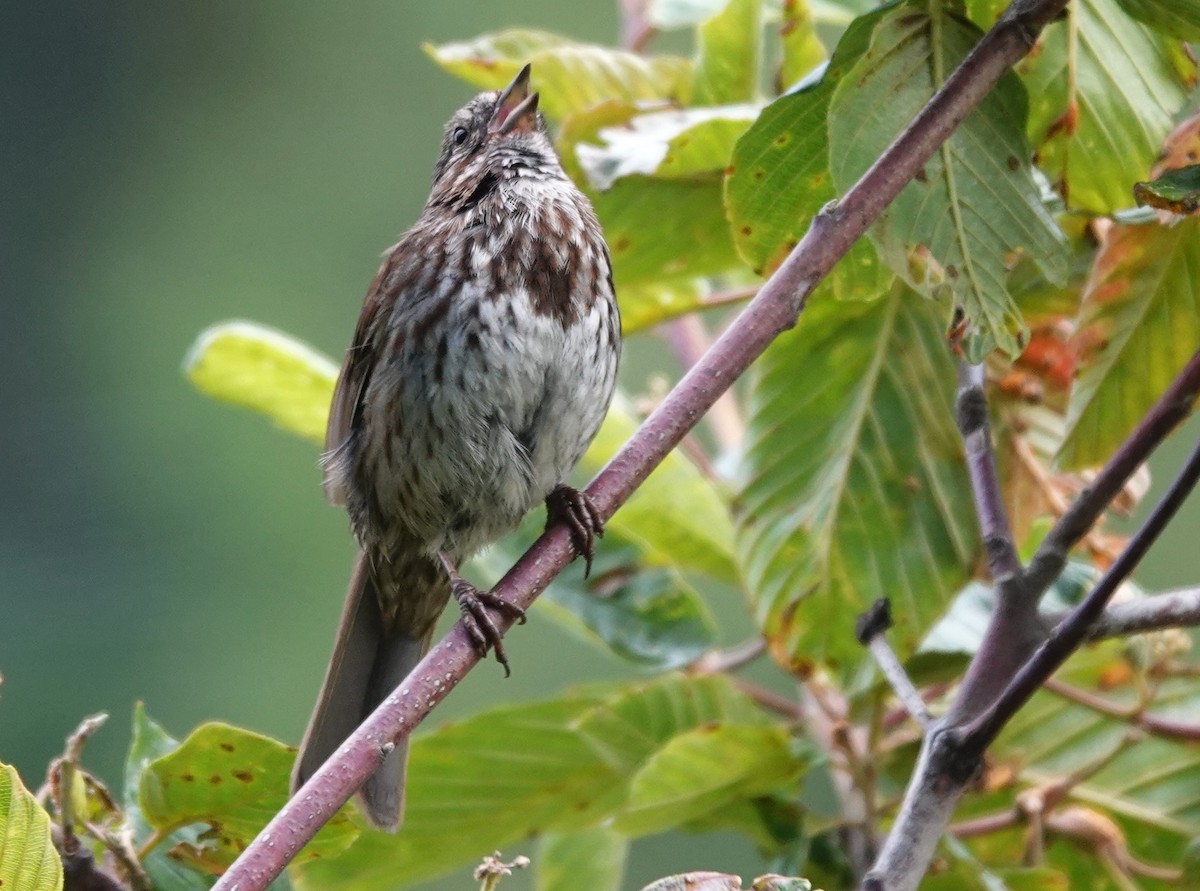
[962,432,1200,751]
[215,0,1072,887]
[870,351,1200,891]
[956,362,1022,585]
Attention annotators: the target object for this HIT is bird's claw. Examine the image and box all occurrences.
[545,485,605,578]
[451,580,525,676]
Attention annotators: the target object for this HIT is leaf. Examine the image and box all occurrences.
[737,288,978,672]
[725,5,885,277]
[183,321,335,446]
[538,554,719,670]
[0,763,62,891]
[777,0,827,90]
[1018,0,1196,214]
[295,691,619,891]
[576,105,759,191]
[296,676,773,890]
[599,175,742,287]
[422,30,691,120]
[1115,0,1200,48]
[576,674,774,774]
[1060,217,1200,469]
[582,392,738,585]
[123,704,212,891]
[616,725,807,835]
[1134,164,1200,215]
[139,722,358,871]
[827,5,1068,360]
[1181,837,1200,886]
[693,0,763,106]
[536,828,626,891]
[994,650,1200,859]
[618,278,722,335]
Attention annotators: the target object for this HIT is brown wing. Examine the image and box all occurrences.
[322,252,396,504]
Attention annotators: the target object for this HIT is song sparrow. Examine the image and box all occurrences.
[291,65,621,830]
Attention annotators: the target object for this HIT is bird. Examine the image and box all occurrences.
[290,64,621,831]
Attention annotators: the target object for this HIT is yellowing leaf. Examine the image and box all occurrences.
[184,321,336,446]
[423,30,690,121]
[1061,218,1200,468]
[0,763,63,891]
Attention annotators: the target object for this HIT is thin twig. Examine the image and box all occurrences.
[1044,677,1200,742]
[856,599,932,729]
[691,637,766,674]
[1042,586,1200,641]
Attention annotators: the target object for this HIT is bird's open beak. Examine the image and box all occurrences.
[490,63,540,135]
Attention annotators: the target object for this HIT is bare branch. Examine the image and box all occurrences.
[962,433,1200,752]
[857,599,932,730]
[1043,586,1200,641]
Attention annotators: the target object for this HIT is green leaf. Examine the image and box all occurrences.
[139,722,358,871]
[1018,0,1195,214]
[297,676,771,890]
[583,392,738,584]
[1134,164,1200,214]
[1181,837,1200,887]
[576,674,773,774]
[737,288,978,672]
[1115,0,1200,39]
[184,321,335,446]
[995,649,1200,857]
[123,704,212,891]
[693,0,763,105]
[539,553,719,670]
[577,106,759,191]
[777,0,827,90]
[0,763,63,891]
[599,175,742,287]
[618,278,722,335]
[616,725,807,835]
[536,828,626,891]
[725,6,884,277]
[1060,218,1200,469]
[422,31,691,120]
[827,5,1068,360]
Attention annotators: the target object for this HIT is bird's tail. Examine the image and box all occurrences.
[291,551,433,830]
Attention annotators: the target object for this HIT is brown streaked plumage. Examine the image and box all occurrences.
[291,64,620,830]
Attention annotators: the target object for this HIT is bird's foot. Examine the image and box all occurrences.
[545,485,605,578]
[440,553,525,676]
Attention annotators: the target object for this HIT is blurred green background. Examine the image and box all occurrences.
[3,2,1199,889]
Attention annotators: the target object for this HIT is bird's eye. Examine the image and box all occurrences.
[452,127,469,146]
